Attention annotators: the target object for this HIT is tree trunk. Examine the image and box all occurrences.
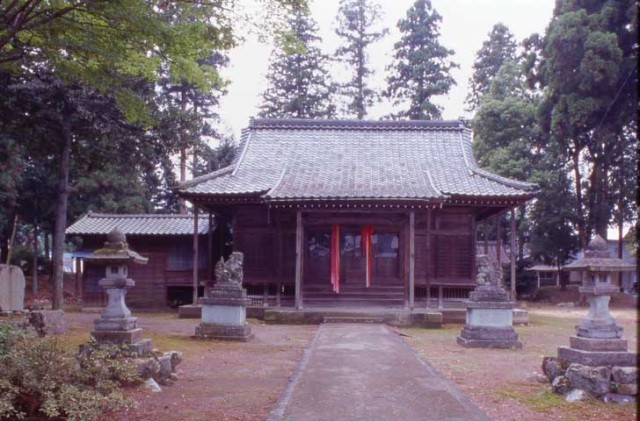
[51,102,73,310]
[44,229,50,266]
[571,148,587,247]
[178,83,188,214]
[32,220,38,294]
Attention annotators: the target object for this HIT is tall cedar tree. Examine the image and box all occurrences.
[466,23,517,111]
[156,47,230,212]
[538,0,637,244]
[259,4,334,118]
[334,0,387,119]
[385,0,457,120]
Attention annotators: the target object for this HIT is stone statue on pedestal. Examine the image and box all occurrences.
[457,254,522,349]
[195,252,253,341]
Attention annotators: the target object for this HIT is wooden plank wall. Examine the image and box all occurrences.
[79,235,208,307]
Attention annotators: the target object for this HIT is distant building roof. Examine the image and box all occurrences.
[527,264,559,272]
[179,118,537,206]
[66,212,212,236]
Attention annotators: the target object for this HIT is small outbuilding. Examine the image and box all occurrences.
[66,212,214,307]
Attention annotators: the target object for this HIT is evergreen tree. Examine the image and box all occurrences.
[538,0,637,243]
[259,4,334,118]
[334,0,387,119]
[385,0,457,120]
[466,23,517,111]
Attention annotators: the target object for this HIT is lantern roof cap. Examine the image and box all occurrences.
[84,228,148,265]
[563,235,633,272]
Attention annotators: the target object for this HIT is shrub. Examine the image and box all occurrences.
[0,327,141,420]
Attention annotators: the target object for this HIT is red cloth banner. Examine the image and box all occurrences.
[361,225,373,288]
[331,225,340,293]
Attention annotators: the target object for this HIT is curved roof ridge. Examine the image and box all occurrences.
[249,118,465,131]
[423,167,446,199]
[471,167,537,190]
[459,129,537,191]
[264,167,288,198]
[231,129,253,176]
[178,165,234,189]
[83,213,207,219]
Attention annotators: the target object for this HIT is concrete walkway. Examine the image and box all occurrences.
[269,323,489,421]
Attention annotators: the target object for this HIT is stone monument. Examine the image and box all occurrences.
[457,254,522,349]
[195,252,253,341]
[542,235,636,402]
[0,264,25,312]
[83,227,152,355]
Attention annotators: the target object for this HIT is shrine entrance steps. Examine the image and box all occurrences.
[263,306,443,328]
[302,281,405,307]
[268,323,488,421]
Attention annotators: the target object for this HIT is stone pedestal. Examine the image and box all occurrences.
[90,277,152,356]
[195,282,253,341]
[457,286,522,349]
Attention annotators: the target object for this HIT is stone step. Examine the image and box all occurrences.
[323,316,386,324]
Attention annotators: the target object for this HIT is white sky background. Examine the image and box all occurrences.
[217,0,556,137]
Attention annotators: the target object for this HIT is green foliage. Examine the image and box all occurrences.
[539,0,637,240]
[466,23,517,111]
[0,327,140,420]
[259,3,334,118]
[193,137,238,177]
[385,0,457,120]
[334,0,387,119]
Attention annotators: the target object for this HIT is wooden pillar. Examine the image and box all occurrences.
[496,214,502,265]
[510,208,516,300]
[409,211,415,310]
[537,272,541,288]
[192,205,199,305]
[294,210,303,309]
[207,211,213,296]
[438,285,443,309]
[276,219,283,307]
[425,208,431,308]
[483,222,489,254]
[75,258,82,302]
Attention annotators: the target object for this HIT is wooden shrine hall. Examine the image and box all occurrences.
[178,118,537,309]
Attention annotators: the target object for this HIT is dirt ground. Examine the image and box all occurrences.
[61,312,317,421]
[401,304,638,421]
[59,304,637,421]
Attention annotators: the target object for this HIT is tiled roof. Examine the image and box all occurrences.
[66,212,211,236]
[179,118,537,203]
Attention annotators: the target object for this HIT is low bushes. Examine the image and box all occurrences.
[0,324,141,420]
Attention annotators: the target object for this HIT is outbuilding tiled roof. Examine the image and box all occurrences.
[179,118,537,204]
[66,212,211,236]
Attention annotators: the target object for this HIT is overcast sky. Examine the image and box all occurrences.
[218,0,556,137]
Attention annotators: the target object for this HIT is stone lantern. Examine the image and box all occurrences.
[84,227,151,354]
[557,235,635,366]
